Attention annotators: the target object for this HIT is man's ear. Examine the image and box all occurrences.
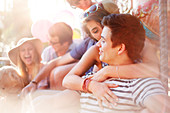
[118,44,126,55]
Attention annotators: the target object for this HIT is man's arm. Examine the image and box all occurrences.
[92,62,159,81]
[21,52,77,96]
[34,52,77,83]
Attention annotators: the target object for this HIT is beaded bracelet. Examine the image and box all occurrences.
[82,78,92,93]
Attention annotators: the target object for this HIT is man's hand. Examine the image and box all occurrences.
[88,80,119,109]
[20,82,37,98]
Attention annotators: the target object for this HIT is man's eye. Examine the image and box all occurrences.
[93,29,98,33]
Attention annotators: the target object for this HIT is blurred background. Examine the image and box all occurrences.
[0,0,104,67]
[0,0,84,57]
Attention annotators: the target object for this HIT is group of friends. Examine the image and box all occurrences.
[0,0,169,113]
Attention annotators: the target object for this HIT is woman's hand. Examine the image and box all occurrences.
[88,80,118,109]
[20,82,37,98]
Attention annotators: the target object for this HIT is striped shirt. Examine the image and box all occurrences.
[80,78,166,113]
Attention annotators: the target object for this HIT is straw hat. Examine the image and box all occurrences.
[8,37,43,66]
[101,0,119,14]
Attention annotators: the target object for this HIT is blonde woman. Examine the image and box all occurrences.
[8,37,46,88]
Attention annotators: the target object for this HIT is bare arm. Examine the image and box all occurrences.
[63,45,99,91]
[21,52,77,96]
[93,62,159,81]
[33,52,77,83]
[93,39,159,81]
[63,46,118,109]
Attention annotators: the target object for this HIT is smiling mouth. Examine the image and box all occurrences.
[25,56,31,59]
[24,56,31,61]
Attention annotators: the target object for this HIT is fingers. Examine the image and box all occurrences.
[102,95,113,109]
[94,82,119,110]
[97,98,104,110]
[106,83,118,88]
[97,93,118,110]
[19,88,28,98]
[30,87,36,93]
[106,83,119,102]
[20,83,36,98]
[102,85,119,109]
[107,89,119,102]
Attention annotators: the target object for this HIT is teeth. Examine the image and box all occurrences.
[25,56,31,59]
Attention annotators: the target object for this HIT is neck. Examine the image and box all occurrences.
[108,55,133,66]
[26,65,33,75]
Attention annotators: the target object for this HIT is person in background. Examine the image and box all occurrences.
[41,22,77,90]
[41,22,76,64]
[66,0,97,39]
[0,66,24,113]
[8,37,47,89]
[66,0,96,11]
[63,13,168,113]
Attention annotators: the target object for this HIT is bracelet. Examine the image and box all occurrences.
[31,81,38,85]
[82,78,92,93]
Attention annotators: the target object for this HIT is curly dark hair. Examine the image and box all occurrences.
[102,14,145,63]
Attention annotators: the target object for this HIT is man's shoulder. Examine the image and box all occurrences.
[42,46,55,56]
[42,46,54,52]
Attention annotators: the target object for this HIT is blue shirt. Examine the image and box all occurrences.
[70,37,97,60]
[70,37,97,73]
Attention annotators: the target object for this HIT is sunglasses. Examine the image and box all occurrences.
[83,3,104,18]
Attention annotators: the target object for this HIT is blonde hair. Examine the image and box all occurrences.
[0,66,24,95]
[17,43,41,86]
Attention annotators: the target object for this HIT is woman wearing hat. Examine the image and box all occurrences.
[8,37,46,88]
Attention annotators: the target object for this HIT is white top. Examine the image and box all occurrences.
[80,78,166,113]
[41,42,77,63]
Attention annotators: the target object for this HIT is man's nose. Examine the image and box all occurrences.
[25,50,30,54]
[96,39,102,47]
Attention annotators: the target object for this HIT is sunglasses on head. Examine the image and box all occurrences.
[83,3,104,18]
